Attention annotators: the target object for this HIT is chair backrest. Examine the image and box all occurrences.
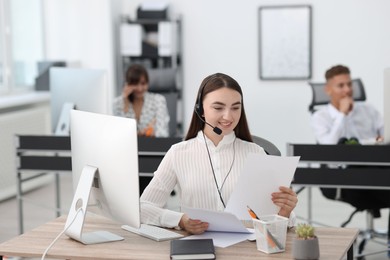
[161,92,179,137]
[251,135,281,156]
[147,68,177,92]
[308,78,366,113]
[147,68,179,136]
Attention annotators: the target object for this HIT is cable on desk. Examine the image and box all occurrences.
[41,207,83,260]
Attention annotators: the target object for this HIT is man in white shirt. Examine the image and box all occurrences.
[311,65,384,144]
[310,65,390,249]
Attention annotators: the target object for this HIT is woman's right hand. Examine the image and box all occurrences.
[179,214,209,234]
[122,84,135,100]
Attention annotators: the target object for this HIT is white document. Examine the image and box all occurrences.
[182,206,251,233]
[225,153,300,220]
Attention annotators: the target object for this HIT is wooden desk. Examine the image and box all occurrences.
[0,215,358,260]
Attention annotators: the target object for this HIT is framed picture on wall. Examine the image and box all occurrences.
[259,5,312,80]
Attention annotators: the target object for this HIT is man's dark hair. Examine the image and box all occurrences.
[325,65,350,81]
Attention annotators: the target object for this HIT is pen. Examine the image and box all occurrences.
[247,205,260,220]
[247,206,283,250]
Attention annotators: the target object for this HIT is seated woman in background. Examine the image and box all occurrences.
[113,64,170,137]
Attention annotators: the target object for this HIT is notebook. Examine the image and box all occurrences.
[170,239,215,260]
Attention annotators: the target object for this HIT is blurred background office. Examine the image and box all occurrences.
[1,0,390,258]
[2,0,389,153]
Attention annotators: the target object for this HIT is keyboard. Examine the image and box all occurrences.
[121,224,184,242]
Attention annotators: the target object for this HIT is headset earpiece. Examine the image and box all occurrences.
[195,75,214,116]
[194,91,203,115]
[193,74,222,136]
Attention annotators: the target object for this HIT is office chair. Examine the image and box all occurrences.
[147,68,179,137]
[308,78,366,113]
[251,135,281,156]
[308,78,389,259]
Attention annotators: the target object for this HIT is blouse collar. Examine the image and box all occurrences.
[196,130,236,148]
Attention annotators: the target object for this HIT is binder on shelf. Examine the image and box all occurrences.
[158,22,175,56]
[120,24,143,56]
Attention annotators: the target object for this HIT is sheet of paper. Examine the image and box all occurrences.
[225,154,300,220]
[182,231,255,248]
[182,206,251,233]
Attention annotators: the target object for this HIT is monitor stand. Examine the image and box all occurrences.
[55,102,75,136]
[64,165,124,244]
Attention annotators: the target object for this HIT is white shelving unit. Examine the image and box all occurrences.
[118,13,183,136]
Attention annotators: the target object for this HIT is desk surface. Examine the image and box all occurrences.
[0,215,358,260]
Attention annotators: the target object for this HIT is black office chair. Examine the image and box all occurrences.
[308,78,389,259]
[147,68,180,137]
[251,135,281,156]
[308,78,366,113]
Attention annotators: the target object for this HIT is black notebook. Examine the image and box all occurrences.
[170,239,215,260]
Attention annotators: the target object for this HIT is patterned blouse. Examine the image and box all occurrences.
[113,92,170,137]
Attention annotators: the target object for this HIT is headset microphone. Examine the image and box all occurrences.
[194,108,222,135]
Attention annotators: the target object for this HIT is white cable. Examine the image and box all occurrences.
[41,207,83,260]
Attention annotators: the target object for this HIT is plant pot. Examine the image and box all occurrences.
[292,236,320,260]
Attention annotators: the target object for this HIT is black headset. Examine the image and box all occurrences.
[194,96,202,115]
[194,74,217,116]
[193,74,223,135]
[194,82,206,116]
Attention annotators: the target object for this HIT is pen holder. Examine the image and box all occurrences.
[252,214,288,254]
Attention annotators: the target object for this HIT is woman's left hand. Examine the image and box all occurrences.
[271,186,298,218]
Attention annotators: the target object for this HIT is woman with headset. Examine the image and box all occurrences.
[140,73,297,234]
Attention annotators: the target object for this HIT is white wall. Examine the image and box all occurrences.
[43,0,122,105]
[46,0,390,155]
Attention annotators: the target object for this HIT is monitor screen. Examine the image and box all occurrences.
[50,68,111,135]
[65,110,139,244]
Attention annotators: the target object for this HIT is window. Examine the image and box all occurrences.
[0,0,44,95]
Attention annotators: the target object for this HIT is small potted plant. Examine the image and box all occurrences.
[292,223,320,259]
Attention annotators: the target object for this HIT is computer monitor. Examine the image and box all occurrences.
[34,61,66,91]
[65,110,140,244]
[50,68,111,135]
[384,68,390,143]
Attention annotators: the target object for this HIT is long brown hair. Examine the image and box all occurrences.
[125,64,149,85]
[185,73,253,142]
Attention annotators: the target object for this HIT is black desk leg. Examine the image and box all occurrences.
[347,244,354,260]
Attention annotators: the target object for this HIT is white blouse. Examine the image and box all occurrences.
[140,131,296,228]
[113,92,170,137]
